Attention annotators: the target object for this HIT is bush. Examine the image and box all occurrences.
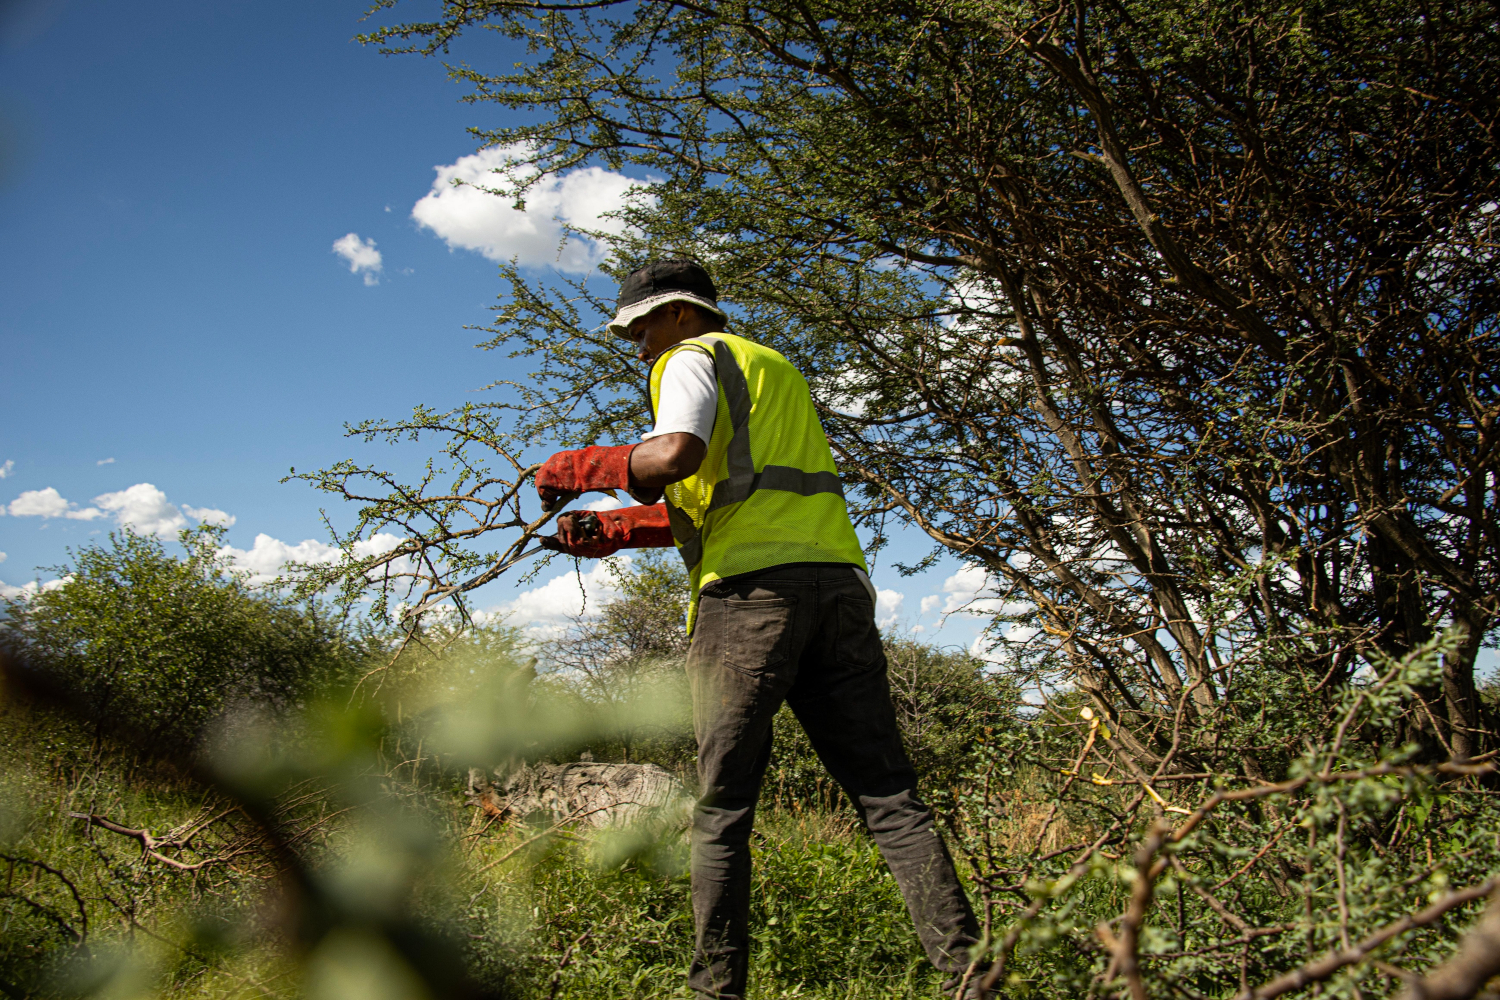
[764,638,1014,815]
[1,526,363,750]
[544,552,697,771]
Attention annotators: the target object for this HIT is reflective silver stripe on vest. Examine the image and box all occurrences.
[664,497,702,570]
[710,339,756,501]
[705,466,843,513]
[667,335,843,572]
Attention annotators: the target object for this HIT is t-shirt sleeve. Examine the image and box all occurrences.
[644,350,718,445]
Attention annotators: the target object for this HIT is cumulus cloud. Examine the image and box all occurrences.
[93,483,188,537]
[332,232,383,285]
[6,488,65,517]
[6,483,240,537]
[183,505,236,528]
[6,487,104,520]
[926,563,1033,624]
[411,145,645,273]
[0,576,69,601]
[487,557,630,637]
[97,457,115,466]
[0,460,12,478]
[219,532,405,585]
[876,588,904,629]
[935,563,1000,615]
[0,551,6,563]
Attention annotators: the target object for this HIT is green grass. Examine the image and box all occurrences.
[459,808,952,1000]
[0,704,276,997]
[1,701,964,999]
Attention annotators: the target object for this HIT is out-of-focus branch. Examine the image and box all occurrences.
[1109,820,1169,1000]
[1243,878,1499,1000]
[1395,889,1500,1000]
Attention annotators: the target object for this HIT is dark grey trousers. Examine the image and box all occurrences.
[686,562,979,999]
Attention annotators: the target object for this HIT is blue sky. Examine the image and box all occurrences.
[0,0,995,645]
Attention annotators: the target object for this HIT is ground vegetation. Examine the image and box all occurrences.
[288,0,1500,994]
[9,0,1497,995]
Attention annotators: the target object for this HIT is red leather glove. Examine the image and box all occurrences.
[535,445,636,506]
[541,504,675,558]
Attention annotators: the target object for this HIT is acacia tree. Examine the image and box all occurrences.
[352,0,1499,757]
[292,0,1500,994]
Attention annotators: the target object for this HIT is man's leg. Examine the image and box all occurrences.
[686,577,809,999]
[785,567,981,979]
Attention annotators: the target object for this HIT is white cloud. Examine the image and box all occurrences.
[581,495,625,512]
[0,552,6,563]
[93,483,187,537]
[332,232,383,286]
[97,457,115,466]
[7,487,65,517]
[411,144,645,273]
[183,505,236,528]
[7,483,240,538]
[969,633,1002,663]
[219,532,405,585]
[926,563,1033,625]
[221,534,338,583]
[936,563,1000,615]
[876,588,904,629]
[0,576,69,601]
[488,556,630,637]
[6,487,104,520]
[0,460,12,478]
[1005,624,1039,644]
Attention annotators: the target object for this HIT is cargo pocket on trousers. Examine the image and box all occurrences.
[721,597,797,676]
[836,594,884,669]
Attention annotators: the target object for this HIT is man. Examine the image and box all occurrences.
[536,260,983,999]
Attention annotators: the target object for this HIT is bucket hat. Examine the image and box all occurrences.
[607,260,726,337]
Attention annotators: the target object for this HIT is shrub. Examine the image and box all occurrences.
[764,638,1015,815]
[1,526,362,750]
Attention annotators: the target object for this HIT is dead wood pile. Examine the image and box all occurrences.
[470,760,689,828]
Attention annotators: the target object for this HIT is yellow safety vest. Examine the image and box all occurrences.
[649,332,868,630]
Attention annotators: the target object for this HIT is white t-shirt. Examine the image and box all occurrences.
[643,350,718,445]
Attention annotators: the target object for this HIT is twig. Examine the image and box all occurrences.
[1395,888,1500,1000]
[1242,878,1498,1000]
[546,925,596,1000]
[68,812,224,871]
[1,853,88,941]
[1212,820,1293,891]
[472,804,617,875]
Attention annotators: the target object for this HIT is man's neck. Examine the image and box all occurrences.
[654,322,721,359]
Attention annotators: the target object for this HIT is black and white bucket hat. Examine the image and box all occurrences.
[608,260,727,338]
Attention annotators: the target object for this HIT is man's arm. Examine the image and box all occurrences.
[628,432,706,504]
[537,434,706,558]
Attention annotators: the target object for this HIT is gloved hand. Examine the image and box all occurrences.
[540,504,675,559]
[535,445,636,507]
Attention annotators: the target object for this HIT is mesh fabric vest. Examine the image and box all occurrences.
[648,333,867,630]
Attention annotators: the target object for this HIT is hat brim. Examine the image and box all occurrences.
[608,291,726,338]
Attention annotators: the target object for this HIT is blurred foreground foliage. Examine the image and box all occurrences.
[6,529,1500,999]
[0,534,1001,999]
